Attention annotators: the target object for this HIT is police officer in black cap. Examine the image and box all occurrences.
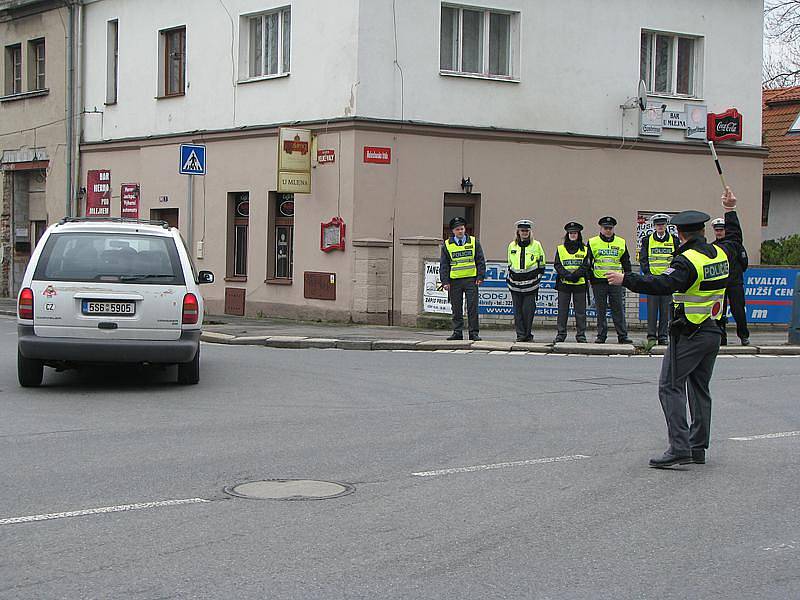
[440,216,486,340]
[585,216,633,343]
[553,221,589,343]
[606,187,743,468]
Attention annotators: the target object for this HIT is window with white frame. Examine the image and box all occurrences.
[243,7,291,80]
[106,20,119,104]
[640,30,701,97]
[440,5,516,78]
[28,39,45,90]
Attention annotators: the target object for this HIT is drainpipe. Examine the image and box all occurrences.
[65,0,75,217]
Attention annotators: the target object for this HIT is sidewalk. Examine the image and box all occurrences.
[1,298,796,355]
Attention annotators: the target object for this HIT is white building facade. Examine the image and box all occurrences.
[76,0,766,324]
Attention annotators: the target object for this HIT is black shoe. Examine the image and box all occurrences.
[516,336,527,342]
[524,335,534,342]
[553,337,566,344]
[618,338,634,344]
[740,338,750,346]
[594,338,606,344]
[469,335,481,341]
[576,338,588,343]
[658,339,668,345]
[447,333,463,341]
[648,452,692,468]
[691,449,706,464]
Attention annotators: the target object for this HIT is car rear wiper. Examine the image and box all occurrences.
[118,274,175,281]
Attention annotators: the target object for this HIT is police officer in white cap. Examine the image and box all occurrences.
[712,217,750,345]
[506,219,545,342]
[606,187,742,468]
[640,214,679,347]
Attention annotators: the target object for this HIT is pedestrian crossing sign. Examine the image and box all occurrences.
[179,144,206,175]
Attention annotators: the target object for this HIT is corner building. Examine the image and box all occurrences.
[78,0,765,324]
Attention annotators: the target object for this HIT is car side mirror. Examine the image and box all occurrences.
[197,270,214,284]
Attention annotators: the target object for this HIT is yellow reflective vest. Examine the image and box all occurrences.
[506,239,545,293]
[445,236,477,279]
[646,233,676,275]
[588,235,627,279]
[557,244,587,286]
[673,246,730,324]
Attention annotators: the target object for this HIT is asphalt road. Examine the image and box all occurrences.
[1,314,798,599]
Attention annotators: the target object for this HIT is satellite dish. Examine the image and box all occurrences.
[637,79,648,111]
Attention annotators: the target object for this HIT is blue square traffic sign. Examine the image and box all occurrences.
[179,144,206,175]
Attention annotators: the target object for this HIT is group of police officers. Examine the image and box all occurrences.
[439,187,746,467]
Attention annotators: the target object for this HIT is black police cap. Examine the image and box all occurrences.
[670,210,710,232]
[564,221,583,232]
[449,216,467,229]
[598,216,617,227]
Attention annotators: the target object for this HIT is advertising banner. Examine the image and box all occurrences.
[120,183,139,219]
[639,266,798,324]
[86,169,111,217]
[278,128,312,194]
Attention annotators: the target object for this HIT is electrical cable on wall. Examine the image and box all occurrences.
[392,0,405,122]
[215,0,237,125]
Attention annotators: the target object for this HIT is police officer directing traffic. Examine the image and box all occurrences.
[506,219,546,342]
[640,214,679,347]
[606,187,742,468]
[712,217,750,346]
[553,221,588,343]
[585,216,633,344]
[440,216,486,341]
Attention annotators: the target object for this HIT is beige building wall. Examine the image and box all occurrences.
[0,0,71,296]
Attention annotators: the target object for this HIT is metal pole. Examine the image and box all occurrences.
[789,272,800,345]
[187,174,194,251]
[65,1,75,217]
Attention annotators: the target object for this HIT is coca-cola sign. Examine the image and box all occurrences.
[707,108,742,142]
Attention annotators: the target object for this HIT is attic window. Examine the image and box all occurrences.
[790,111,800,133]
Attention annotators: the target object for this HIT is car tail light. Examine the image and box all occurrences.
[18,287,34,320]
[182,293,199,325]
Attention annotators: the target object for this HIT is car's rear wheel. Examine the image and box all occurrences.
[18,349,43,387]
[177,345,199,385]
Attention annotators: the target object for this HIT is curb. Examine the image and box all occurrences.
[199,332,800,357]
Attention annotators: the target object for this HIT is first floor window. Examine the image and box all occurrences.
[246,7,290,79]
[29,39,45,90]
[227,192,249,278]
[5,44,22,95]
[640,30,698,97]
[267,192,294,280]
[762,190,771,227]
[161,26,185,96]
[440,5,515,78]
[106,20,119,103]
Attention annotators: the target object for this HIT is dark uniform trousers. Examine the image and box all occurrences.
[591,281,628,341]
[658,322,721,455]
[511,291,538,340]
[556,287,587,341]
[449,277,479,337]
[647,294,672,342]
[720,284,750,344]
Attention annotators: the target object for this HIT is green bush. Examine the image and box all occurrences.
[761,235,800,266]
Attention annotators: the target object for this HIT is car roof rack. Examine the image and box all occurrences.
[57,217,171,229]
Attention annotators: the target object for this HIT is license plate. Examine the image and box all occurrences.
[82,300,136,316]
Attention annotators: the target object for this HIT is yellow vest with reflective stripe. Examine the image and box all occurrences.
[557,244,587,286]
[673,246,729,324]
[506,239,545,292]
[445,236,477,279]
[588,235,626,278]
[647,233,676,275]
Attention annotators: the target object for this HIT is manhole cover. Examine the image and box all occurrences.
[224,479,355,501]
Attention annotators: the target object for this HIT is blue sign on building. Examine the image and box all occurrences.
[179,144,206,175]
[639,266,798,324]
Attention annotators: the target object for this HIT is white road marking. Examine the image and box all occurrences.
[0,497,210,526]
[412,454,591,478]
[729,431,800,442]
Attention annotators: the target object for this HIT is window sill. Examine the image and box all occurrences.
[224,276,247,282]
[0,88,49,102]
[646,92,705,103]
[265,278,292,285]
[237,72,290,85]
[155,92,185,100]
[439,71,519,83]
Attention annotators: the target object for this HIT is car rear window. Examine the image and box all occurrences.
[33,232,185,285]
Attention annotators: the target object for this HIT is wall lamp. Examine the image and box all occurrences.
[460,177,473,194]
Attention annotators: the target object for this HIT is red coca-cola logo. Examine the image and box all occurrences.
[707,108,742,142]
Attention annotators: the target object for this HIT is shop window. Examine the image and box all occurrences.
[150,208,179,229]
[226,192,249,279]
[442,192,480,240]
[762,190,771,227]
[28,39,45,91]
[267,192,294,281]
[440,5,518,79]
[5,44,22,95]
[640,30,702,97]
[159,26,185,97]
[106,20,119,104]
[240,7,290,81]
